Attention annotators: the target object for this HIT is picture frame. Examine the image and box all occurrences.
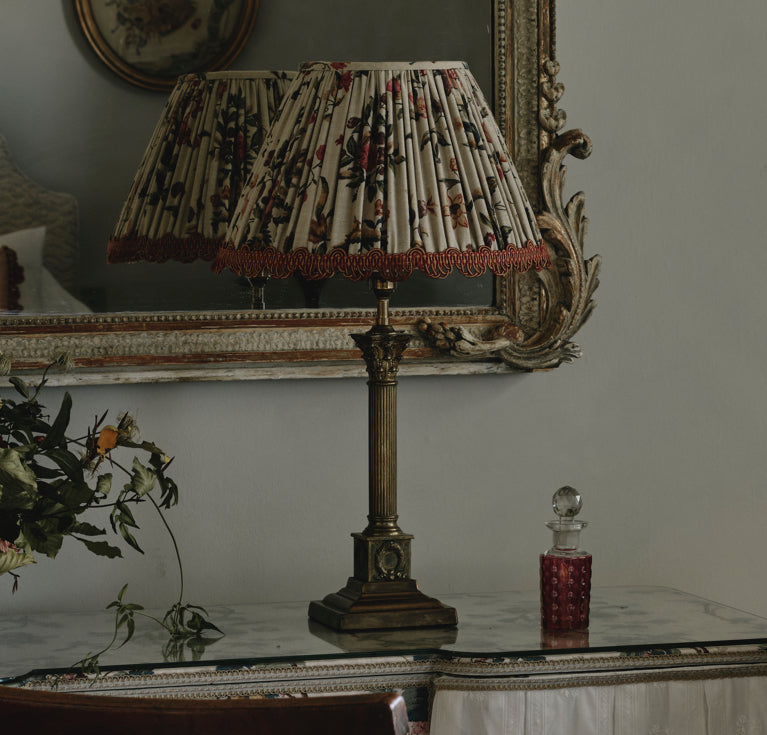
[74,0,259,91]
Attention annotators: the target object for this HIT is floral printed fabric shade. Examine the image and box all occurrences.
[108,70,296,264]
[214,61,549,282]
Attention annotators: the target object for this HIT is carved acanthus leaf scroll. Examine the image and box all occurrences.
[420,52,601,372]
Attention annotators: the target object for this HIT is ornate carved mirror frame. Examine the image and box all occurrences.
[2,0,599,385]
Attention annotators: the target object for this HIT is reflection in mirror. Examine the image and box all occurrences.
[0,1,597,381]
[93,261,493,312]
[19,1,494,317]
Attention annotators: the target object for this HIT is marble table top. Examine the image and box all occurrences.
[2,586,767,683]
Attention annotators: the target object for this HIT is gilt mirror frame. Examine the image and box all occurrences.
[2,0,599,385]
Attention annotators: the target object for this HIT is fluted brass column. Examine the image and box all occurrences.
[358,279,407,537]
[308,278,458,631]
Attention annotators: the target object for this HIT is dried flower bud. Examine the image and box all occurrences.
[49,351,74,373]
[117,413,139,441]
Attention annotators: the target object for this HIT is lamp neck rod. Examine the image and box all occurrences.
[372,276,395,328]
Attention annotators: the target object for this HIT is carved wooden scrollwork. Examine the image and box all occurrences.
[419,128,600,371]
[419,22,601,372]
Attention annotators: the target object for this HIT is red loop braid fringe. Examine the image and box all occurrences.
[213,241,550,281]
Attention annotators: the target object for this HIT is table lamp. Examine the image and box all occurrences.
[108,70,295,306]
[215,61,550,630]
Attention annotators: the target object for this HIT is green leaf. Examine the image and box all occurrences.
[0,448,38,510]
[58,480,95,508]
[40,392,71,450]
[113,501,137,528]
[70,521,106,537]
[22,520,64,558]
[166,603,223,637]
[10,430,32,445]
[37,499,72,523]
[8,376,29,399]
[187,611,223,635]
[180,603,208,613]
[111,583,129,606]
[158,474,179,509]
[45,448,85,484]
[125,458,156,498]
[78,538,123,558]
[118,524,143,553]
[95,473,112,498]
[120,439,165,456]
[148,451,172,470]
[29,463,64,480]
[120,603,144,612]
[116,613,136,647]
[0,547,36,574]
[111,503,143,554]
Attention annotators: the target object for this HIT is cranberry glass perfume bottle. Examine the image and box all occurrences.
[540,486,592,631]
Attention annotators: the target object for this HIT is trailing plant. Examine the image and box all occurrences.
[0,356,220,673]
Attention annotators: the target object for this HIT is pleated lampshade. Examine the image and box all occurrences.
[108,70,296,264]
[214,61,549,281]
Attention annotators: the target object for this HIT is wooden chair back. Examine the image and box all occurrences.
[0,686,410,735]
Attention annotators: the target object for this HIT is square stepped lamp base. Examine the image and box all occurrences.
[309,578,458,631]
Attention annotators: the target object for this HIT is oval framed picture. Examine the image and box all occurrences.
[74,0,259,91]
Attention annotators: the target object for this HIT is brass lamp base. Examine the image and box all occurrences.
[308,277,457,632]
[309,578,457,631]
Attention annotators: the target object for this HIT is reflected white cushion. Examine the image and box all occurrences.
[0,226,91,314]
[40,267,90,314]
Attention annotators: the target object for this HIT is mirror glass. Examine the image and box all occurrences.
[4,1,495,317]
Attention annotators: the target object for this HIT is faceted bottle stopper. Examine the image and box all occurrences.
[552,486,582,519]
[546,486,587,552]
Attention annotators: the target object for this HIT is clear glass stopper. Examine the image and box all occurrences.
[552,486,582,519]
[546,486,587,555]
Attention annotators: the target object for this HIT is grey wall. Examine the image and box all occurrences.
[2,0,767,624]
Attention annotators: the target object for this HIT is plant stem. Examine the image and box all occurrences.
[146,492,185,631]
